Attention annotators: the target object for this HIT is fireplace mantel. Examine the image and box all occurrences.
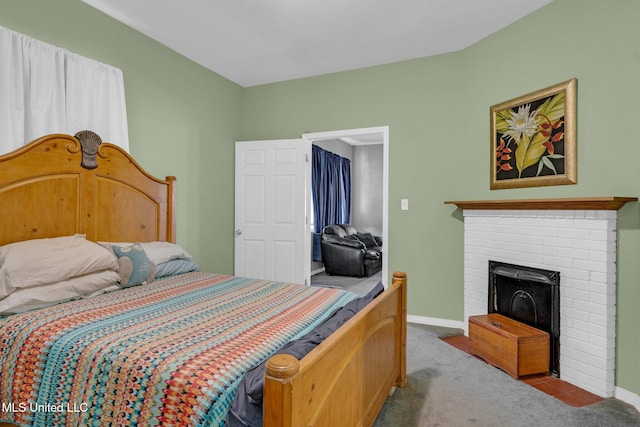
[444,196,637,211]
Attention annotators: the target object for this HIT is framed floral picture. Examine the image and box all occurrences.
[490,78,577,190]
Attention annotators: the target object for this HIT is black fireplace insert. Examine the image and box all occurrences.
[488,260,560,376]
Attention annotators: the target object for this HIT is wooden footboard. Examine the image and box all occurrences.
[263,272,407,427]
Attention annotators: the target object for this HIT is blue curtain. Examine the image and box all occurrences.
[312,145,351,261]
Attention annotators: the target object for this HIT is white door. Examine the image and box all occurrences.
[234,139,310,285]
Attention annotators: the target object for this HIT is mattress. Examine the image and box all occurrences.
[0,272,355,426]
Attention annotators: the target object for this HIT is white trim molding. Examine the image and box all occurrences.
[407,314,465,331]
[615,387,640,413]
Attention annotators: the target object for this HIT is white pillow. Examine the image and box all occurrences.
[0,235,118,298]
[0,269,121,315]
[138,241,192,265]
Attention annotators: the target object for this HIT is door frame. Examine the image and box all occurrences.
[303,126,389,286]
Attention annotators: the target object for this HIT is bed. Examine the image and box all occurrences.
[0,131,407,426]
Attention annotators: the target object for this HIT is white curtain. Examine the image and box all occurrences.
[0,25,129,154]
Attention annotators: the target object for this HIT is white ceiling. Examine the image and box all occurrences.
[82,0,552,87]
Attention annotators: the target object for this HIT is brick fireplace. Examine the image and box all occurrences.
[445,197,637,398]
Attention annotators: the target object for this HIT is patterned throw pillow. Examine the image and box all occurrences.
[112,243,155,287]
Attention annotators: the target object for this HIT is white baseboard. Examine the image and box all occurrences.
[407,314,465,331]
[407,314,640,412]
[615,386,640,413]
[311,267,325,276]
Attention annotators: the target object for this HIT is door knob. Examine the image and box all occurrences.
[235,229,242,236]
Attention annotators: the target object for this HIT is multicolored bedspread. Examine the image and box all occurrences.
[0,272,355,426]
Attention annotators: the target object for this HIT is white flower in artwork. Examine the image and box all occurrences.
[503,103,538,143]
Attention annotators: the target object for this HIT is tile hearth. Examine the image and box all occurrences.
[442,335,604,407]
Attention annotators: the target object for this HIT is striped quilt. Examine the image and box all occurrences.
[0,272,355,426]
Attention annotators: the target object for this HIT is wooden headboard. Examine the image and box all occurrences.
[0,131,176,246]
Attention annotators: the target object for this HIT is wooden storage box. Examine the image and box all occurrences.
[469,313,549,379]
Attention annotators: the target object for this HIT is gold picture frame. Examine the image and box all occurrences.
[490,78,576,190]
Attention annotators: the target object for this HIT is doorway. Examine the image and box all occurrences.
[303,126,389,288]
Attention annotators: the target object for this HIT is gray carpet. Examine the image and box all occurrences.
[311,271,382,297]
[373,323,640,427]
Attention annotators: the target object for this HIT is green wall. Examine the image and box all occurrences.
[242,0,640,397]
[0,0,243,274]
[2,0,639,400]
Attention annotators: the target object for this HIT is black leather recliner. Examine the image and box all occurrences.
[320,224,382,277]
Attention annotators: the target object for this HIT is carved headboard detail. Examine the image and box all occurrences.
[0,132,176,246]
[75,130,103,170]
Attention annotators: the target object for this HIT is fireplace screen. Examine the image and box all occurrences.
[488,261,560,376]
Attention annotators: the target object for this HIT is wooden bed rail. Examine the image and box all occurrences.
[263,271,408,427]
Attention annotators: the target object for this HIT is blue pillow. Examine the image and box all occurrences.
[155,259,200,278]
[112,243,155,287]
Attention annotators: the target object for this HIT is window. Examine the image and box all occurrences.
[0,25,129,154]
